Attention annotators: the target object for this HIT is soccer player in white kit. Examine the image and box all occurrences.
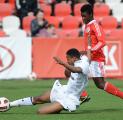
[9,48,89,114]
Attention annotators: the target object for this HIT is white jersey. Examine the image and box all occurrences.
[50,55,89,112]
[66,55,89,99]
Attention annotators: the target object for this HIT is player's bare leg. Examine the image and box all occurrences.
[33,91,51,104]
[93,77,123,99]
[37,102,63,114]
[92,77,105,89]
[10,91,51,107]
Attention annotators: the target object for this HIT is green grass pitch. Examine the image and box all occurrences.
[0,79,123,120]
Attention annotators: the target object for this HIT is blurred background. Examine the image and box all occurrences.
[0,0,123,80]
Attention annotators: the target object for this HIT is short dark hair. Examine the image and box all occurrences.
[34,9,44,16]
[81,4,93,15]
[66,48,80,59]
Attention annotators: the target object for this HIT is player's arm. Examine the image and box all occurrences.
[53,57,82,73]
[80,33,91,62]
[64,68,71,78]
[91,22,106,51]
[87,32,91,63]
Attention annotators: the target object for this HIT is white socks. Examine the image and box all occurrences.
[10,97,33,107]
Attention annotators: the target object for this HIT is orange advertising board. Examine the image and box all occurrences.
[32,37,123,78]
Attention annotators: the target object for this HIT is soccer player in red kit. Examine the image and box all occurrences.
[80,4,123,99]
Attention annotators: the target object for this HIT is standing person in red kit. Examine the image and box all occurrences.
[80,3,123,99]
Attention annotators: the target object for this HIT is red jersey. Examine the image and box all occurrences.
[83,20,106,62]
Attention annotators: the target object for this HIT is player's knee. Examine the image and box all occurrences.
[95,83,104,89]
[93,78,105,89]
[33,96,44,104]
[37,109,46,114]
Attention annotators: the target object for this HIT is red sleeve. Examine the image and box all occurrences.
[91,21,106,51]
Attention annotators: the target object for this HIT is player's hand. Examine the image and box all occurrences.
[53,57,64,65]
[87,49,91,63]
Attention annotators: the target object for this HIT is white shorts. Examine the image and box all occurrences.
[89,61,105,77]
[50,80,80,112]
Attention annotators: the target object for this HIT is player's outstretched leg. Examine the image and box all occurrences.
[104,82,123,99]
[37,102,63,114]
[93,77,123,99]
[10,97,33,107]
[10,91,51,107]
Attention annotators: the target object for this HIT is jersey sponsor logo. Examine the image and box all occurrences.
[0,45,15,72]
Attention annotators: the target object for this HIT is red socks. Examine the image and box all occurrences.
[104,82,123,99]
[81,90,88,97]
[81,82,123,99]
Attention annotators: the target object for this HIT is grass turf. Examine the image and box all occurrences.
[0,79,123,120]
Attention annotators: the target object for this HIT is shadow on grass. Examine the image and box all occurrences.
[61,108,123,114]
[1,108,123,115]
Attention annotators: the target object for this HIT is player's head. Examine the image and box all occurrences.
[66,48,80,65]
[80,4,93,24]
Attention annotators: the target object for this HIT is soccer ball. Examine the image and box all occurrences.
[28,72,37,81]
[0,97,10,112]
